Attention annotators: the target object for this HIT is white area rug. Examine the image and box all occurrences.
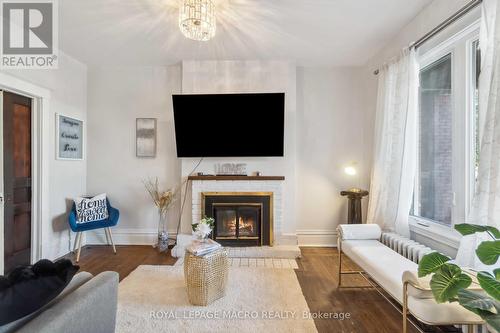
[116,265,317,333]
[174,256,299,269]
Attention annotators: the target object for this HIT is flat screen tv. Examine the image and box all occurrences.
[172,93,285,157]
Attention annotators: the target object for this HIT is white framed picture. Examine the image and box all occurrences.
[136,118,157,158]
[56,113,84,160]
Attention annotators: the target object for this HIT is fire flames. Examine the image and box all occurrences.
[221,217,255,236]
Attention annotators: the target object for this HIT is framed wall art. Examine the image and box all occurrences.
[56,114,84,160]
[136,118,157,158]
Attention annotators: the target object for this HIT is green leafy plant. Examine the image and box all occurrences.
[418,224,500,330]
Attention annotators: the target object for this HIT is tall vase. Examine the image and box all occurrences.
[157,209,169,252]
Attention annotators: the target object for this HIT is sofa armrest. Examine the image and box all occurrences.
[402,269,483,300]
[402,270,434,299]
[337,224,382,240]
[16,271,119,333]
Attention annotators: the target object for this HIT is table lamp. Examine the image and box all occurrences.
[340,163,368,224]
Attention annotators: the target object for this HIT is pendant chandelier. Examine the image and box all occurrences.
[179,0,216,42]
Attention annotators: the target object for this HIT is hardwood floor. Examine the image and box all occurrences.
[62,245,176,280]
[63,245,460,333]
[296,248,417,333]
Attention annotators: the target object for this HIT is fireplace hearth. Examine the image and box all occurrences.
[202,192,272,246]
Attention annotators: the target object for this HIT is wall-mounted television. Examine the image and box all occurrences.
[172,93,285,157]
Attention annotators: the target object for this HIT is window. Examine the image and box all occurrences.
[418,54,453,224]
[412,23,480,227]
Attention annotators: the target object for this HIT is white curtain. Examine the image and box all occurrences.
[366,48,419,237]
[456,0,500,269]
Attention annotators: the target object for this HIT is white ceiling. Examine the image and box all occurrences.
[59,0,433,67]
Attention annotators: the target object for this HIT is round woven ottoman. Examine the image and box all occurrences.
[184,248,229,306]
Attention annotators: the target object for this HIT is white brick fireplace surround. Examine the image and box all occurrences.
[191,178,291,245]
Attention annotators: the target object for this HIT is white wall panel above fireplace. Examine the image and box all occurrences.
[180,60,297,238]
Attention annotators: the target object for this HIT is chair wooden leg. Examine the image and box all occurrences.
[106,228,116,254]
[76,232,83,263]
[73,232,81,253]
[467,324,474,333]
[104,228,110,245]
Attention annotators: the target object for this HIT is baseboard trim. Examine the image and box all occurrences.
[296,229,338,247]
[84,228,338,247]
[84,228,178,246]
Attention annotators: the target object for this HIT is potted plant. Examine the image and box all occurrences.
[418,224,500,331]
[143,177,179,252]
[192,216,215,242]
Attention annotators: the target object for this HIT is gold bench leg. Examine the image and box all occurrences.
[403,281,408,333]
[338,256,342,286]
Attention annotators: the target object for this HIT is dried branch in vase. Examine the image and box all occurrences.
[143,177,179,217]
[143,177,182,252]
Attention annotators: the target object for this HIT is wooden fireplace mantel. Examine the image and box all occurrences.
[188,175,285,181]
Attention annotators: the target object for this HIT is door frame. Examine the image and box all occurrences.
[0,72,51,275]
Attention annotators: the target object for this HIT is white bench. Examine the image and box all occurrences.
[337,224,484,333]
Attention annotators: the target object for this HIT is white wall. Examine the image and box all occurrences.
[365,0,471,72]
[296,67,370,246]
[85,61,369,247]
[180,62,373,247]
[2,52,88,260]
[86,66,182,244]
[362,0,475,256]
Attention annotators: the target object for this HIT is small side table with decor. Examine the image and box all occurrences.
[340,188,369,224]
[184,247,229,306]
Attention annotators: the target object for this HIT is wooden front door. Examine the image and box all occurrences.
[3,91,32,274]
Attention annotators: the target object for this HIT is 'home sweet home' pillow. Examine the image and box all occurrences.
[74,193,109,224]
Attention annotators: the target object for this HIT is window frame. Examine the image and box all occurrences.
[411,20,480,229]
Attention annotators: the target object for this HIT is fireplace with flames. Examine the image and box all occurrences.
[202,193,272,246]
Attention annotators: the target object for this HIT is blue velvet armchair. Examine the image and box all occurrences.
[69,198,120,262]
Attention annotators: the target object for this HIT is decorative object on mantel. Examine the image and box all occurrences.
[215,163,247,176]
[191,216,215,242]
[56,113,83,160]
[179,0,216,42]
[136,118,157,158]
[143,177,178,252]
[340,188,369,224]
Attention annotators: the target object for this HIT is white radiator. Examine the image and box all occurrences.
[381,232,433,264]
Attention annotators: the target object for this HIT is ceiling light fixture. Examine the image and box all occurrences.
[179,0,216,42]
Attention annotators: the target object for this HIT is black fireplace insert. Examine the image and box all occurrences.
[202,193,272,246]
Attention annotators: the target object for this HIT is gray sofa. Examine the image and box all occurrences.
[0,271,119,333]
